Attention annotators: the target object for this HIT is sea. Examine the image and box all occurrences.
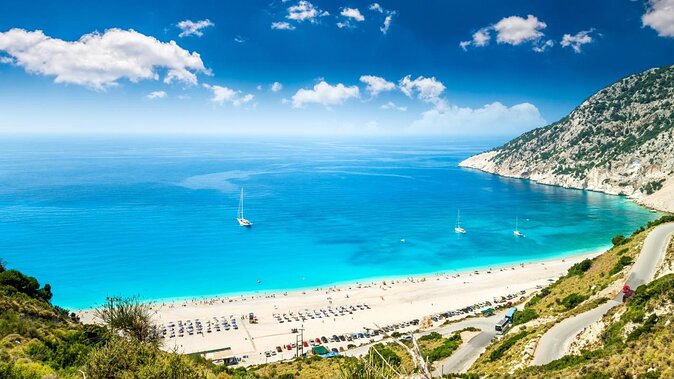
[0,136,659,309]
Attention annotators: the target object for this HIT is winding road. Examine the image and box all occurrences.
[344,223,674,375]
[531,222,674,366]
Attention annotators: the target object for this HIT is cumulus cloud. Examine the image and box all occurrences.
[287,1,329,23]
[399,75,446,103]
[494,15,546,45]
[271,22,296,30]
[359,75,395,96]
[459,27,491,50]
[341,8,365,21]
[291,81,359,108]
[643,0,674,37]
[381,101,407,111]
[560,29,595,53]
[177,19,214,38]
[146,90,167,99]
[203,84,254,107]
[0,28,209,90]
[410,101,546,136]
[460,15,549,52]
[369,3,384,13]
[271,81,283,92]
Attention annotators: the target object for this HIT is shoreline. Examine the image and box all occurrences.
[459,152,673,214]
[79,249,603,367]
[73,245,609,313]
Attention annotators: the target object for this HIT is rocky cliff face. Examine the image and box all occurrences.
[460,65,674,213]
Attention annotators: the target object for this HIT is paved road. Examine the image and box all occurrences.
[532,222,674,366]
[344,309,510,373]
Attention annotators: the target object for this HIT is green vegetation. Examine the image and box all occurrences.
[423,333,462,363]
[559,293,589,311]
[609,255,633,276]
[611,234,626,246]
[512,307,538,325]
[566,259,593,277]
[488,331,530,361]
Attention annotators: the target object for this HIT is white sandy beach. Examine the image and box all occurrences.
[79,250,601,366]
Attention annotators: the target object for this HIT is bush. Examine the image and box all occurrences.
[489,331,529,361]
[418,332,442,342]
[567,259,593,277]
[609,256,633,275]
[611,235,626,246]
[560,293,589,310]
[424,334,462,362]
[0,270,52,302]
[367,344,401,368]
[513,308,539,325]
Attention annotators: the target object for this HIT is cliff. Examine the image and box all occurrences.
[460,65,674,213]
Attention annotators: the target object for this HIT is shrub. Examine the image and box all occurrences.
[611,235,626,246]
[567,259,593,277]
[489,331,529,361]
[560,293,589,310]
[609,256,633,275]
[513,308,539,325]
[424,334,462,363]
[367,344,401,368]
[418,332,442,342]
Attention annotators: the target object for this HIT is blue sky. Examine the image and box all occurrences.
[0,0,672,136]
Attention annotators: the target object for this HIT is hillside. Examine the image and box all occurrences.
[460,64,674,213]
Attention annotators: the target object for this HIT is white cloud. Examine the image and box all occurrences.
[271,22,296,30]
[271,81,283,92]
[560,29,594,53]
[203,84,254,107]
[0,28,208,90]
[0,56,13,64]
[381,101,407,111]
[460,15,549,52]
[532,39,554,53]
[234,35,246,43]
[291,81,359,108]
[177,19,214,38]
[459,27,491,50]
[643,0,674,37]
[399,75,446,103]
[146,90,167,99]
[341,8,365,22]
[369,3,384,13]
[287,1,328,23]
[494,15,546,45]
[410,101,546,136]
[359,75,395,96]
[380,14,394,34]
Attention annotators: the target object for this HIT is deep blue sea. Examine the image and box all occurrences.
[0,136,659,309]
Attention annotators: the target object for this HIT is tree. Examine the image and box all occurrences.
[95,296,159,345]
[612,235,626,246]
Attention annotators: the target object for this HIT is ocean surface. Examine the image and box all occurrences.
[0,136,659,309]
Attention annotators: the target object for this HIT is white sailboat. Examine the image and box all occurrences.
[454,209,466,234]
[513,216,525,237]
[237,188,253,227]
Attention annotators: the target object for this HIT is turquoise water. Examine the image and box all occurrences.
[0,137,659,309]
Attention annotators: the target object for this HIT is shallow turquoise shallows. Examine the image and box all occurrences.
[0,137,659,309]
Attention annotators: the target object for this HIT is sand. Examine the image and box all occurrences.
[78,251,600,366]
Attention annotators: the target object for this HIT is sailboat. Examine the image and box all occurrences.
[454,209,466,234]
[237,188,253,227]
[513,216,525,237]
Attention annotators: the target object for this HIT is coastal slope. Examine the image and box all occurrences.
[460,64,674,212]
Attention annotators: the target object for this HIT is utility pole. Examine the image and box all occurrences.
[300,326,304,356]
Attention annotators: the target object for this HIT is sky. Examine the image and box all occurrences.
[0,0,673,137]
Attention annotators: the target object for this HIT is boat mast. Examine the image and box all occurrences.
[239,188,244,219]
